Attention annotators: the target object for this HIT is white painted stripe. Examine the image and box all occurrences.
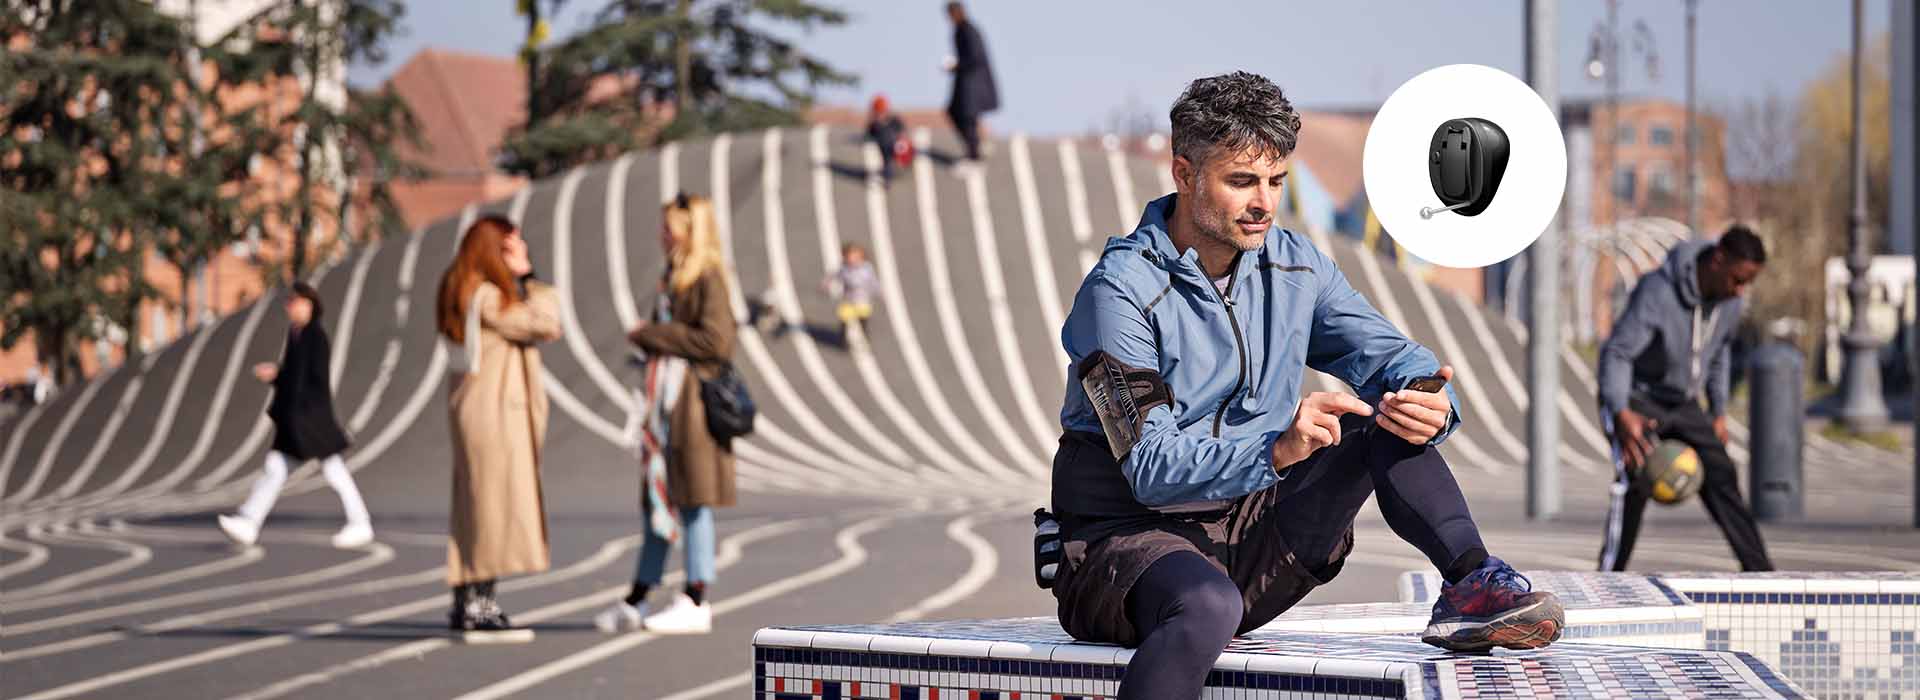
[5,366,115,504]
[1439,280,1611,470]
[606,152,643,333]
[177,299,276,492]
[551,166,639,414]
[1103,143,1142,228]
[855,140,1022,484]
[1007,134,1071,387]
[909,127,1045,475]
[806,128,988,487]
[5,533,260,611]
[446,514,897,700]
[3,525,152,600]
[3,540,395,638]
[10,530,637,700]
[1302,223,1506,474]
[218,516,815,700]
[0,531,50,580]
[960,144,1060,456]
[762,128,916,472]
[884,511,998,622]
[1056,140,1099,278]
[48,375,145,498]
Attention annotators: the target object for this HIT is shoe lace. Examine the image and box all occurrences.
[1485,565,1532,592]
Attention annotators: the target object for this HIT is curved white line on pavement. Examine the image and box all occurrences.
[706,132,909,481]
[446,513,898,700]
[1301,223,1507,474]
[959,142,1060,457]
[885,511,999,622]
[2,539,396,638]
[347,208,472,438]
[47,375,146,498]
[8,529,637,700]
[0,390,53,497]
[220,516,819,700]
[1057,140,1100,282]
[1393,257,1591,472]
[551,166,638,414]
[856,140,1024,481]
[6,537,263,612]
[5,366,115,504]
[4,524,153,600]
[1008,133,1071,387]
[1103,143,1141,228]
[909,128,1046,475]
[169,298,274,493]
[805,127,987,487]
[0,531,50,580]
[605,151,644,334]
[761,128,917,471]
[70,301,229,504]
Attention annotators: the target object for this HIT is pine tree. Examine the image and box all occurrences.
[500,0,856,179]
[210,0,422,280]
[0,0,219,384]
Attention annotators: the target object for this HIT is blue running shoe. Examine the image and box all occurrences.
[1421,556,1564,652]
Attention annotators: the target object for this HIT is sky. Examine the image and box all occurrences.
[347,1,1892,137]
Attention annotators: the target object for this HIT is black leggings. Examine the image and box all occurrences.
[1118,552,1239,699]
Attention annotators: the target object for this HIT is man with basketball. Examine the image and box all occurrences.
[1597,225,1774,572]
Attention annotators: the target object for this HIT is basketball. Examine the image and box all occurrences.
[1638,439,1703,505]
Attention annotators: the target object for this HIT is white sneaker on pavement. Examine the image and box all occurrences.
[217,514,259,547]
[641,593,711,634]
[594,600,648,633]
[331,522,374,549]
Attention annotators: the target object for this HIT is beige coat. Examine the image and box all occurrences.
[447,281,562,586]
[629,269,738,508]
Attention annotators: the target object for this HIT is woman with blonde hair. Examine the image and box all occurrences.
[436,213,561,643]
[596,193,738,635]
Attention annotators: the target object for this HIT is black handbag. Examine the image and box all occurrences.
[699,364,756,441]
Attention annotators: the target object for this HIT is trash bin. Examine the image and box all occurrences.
[1748,341,1805,522]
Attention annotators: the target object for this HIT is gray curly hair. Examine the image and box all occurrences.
[1169,71,1303,174]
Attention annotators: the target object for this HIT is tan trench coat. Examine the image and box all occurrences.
[447,281,562,586]
[629,269,738,508]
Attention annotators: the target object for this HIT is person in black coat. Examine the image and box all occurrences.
[218,282,374,549]
[944,2,998,163]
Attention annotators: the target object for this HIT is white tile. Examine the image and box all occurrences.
[1245,654,1317,676]
[1310,658,1394,680]
[1804,578,1881,594]
[753,628,816,648]
[1212,652,1252,672]
[988,641,1054,661]
[1050,643,1121,665]
[868,634,933,655]
[928,638,995,659]
[811,631,875,651]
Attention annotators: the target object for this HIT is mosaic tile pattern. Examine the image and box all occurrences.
[757,626,1808,699]
[1660,572,1920,700]
[1395,571,1690,608]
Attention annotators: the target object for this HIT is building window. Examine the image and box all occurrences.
[1616,125,1637,145]
[1651,125,1675,146]
[1648,166,1675,196]
[1613,166,1637,202]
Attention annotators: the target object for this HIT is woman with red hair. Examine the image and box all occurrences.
[435,214,562,643]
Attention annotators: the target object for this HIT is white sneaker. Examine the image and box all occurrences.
[331,523,374,549]
[594,600,647,633]
[641,593,711,634]
[217,514,259,547]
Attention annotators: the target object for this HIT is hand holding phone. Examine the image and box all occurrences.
[1376,366,1454,444]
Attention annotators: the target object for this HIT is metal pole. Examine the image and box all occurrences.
[1900,0,1920,527]
[1839,0,1891,433]
[1685,0,1700,237]
[1527,0,1563,520]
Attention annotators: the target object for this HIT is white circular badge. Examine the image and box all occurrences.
[1362,64,1566,269]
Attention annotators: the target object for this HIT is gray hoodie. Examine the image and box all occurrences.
[1598,240,1742,418]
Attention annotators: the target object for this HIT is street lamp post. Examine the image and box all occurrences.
[1838,0,1891,433]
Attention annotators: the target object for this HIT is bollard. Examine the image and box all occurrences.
[1748,341,1805,521]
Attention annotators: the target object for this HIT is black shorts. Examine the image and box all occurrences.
[1051,483,1355,647]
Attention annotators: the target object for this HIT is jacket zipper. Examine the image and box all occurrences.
[1211,257,1249,438]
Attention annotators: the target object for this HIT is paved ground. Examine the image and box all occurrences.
[3,128,1916,699]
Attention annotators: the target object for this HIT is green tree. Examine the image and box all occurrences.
[500,0,856,179]
[0,0,222,383]
[211,0,422,280]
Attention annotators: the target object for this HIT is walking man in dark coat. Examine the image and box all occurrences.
[944,1,998,164]
[219,281,374,549]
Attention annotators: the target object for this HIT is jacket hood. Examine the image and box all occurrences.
[1661,239,1713,309]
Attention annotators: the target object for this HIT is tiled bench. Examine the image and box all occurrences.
[751,619,1802,699]
[1400,570,1920,700]
[752,571,1808,699]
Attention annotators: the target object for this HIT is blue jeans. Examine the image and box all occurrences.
[635,506,715,585]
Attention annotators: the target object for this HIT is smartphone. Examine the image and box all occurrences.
[1405,374,1448,393]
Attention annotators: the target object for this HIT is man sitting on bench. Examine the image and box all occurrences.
[1047,71,1566,699]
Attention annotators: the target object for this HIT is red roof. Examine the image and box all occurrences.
[384,48,527,178]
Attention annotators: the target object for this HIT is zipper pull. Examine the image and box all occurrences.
[1222,294,1236,308]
